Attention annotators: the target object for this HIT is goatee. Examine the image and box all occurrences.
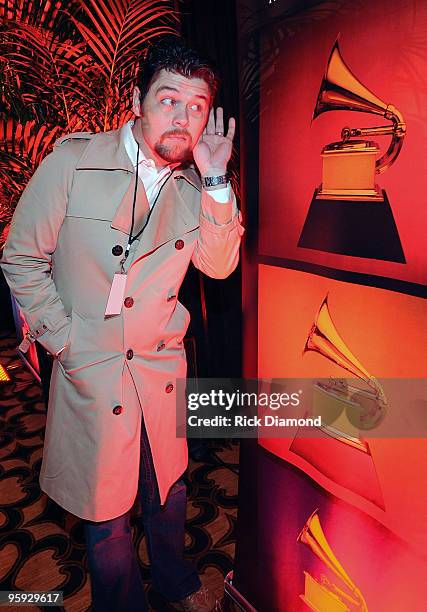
[155,142,192,163]
[155,130,192,163]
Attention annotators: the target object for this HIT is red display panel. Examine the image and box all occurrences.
[259,0,427,286]
[258,264,427,557]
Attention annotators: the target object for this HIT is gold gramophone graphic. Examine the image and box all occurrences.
[303,294,387,451]
[313,40,406,201]
[298,39,406,262]
[297,509,368,611]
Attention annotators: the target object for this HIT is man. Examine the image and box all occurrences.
[1,37,244,611]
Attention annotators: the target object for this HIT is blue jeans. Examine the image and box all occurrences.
[83,415,201,611]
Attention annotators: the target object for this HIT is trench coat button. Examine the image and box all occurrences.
[112,245,123,256]
[165,383,174,393]
[124,297,134,308]
[113,405,123,415]
[175,239,184,250]
[157,342,165,352]
[126,349,134,360]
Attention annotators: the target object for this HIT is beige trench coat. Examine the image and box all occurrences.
[1,125,244,520]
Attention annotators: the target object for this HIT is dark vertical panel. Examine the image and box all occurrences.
[179,0,240,120]
[232,0,260,606]
[178,0,242,378]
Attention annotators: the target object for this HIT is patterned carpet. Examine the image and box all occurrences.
[0,335,239,611]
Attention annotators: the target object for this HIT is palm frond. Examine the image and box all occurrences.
[0,0,72,38]
[0,21,98,128]
[0,0,237,246]
[0,119,62,247]
[69,0,179,129]
[0,119,61,174]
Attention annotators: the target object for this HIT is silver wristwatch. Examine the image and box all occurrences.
[202,174,228,189]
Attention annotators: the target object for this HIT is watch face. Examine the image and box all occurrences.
[204,175,227,187]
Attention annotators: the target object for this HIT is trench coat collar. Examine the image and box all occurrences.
[74,124,203,192]
[74,125,202,261]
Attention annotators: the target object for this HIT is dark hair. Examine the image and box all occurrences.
[137,36,220,104]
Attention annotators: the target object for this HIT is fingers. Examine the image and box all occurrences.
[226,116,236,142]
[206,107,236,141]
[206,107,215,134]
[215,107,224,135]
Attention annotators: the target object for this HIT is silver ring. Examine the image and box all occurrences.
[215,131,223,136]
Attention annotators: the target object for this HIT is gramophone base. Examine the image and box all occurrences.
[289,429,385,509]
[298,189,406,262]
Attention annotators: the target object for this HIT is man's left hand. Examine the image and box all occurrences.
[193,107,235,177]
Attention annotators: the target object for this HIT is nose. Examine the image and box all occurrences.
[173,106,189,128]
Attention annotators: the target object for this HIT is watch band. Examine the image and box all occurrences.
[202,174,228,189]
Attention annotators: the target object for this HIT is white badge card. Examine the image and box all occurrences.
[105,273,127,316]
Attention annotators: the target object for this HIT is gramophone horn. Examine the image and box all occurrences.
[313,39,405,173]
[304,294,387,409]
[298,509,368,611]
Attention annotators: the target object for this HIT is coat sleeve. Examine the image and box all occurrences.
[1,142,82,355]
[191,187,245,279]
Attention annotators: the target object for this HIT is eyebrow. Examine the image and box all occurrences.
[155,85,209,102]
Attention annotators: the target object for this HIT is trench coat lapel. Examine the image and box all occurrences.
[130,168,201,264]
[110,174,150,235]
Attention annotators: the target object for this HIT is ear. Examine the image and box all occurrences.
[132,87,141,116]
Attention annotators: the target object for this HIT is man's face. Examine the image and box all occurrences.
[133,69,211,165]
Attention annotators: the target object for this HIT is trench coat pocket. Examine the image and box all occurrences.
[165,300,191,355]
[150,286,191,330]
[162,290,191,335]
[56,311,76,371]
[174,300,191,333]
[150,288,191,352]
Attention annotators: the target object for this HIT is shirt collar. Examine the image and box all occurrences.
[124,120,180,175]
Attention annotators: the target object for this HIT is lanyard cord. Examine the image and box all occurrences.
[120,144,141,273]
[119,144,172,273]
[123,143,140,263]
